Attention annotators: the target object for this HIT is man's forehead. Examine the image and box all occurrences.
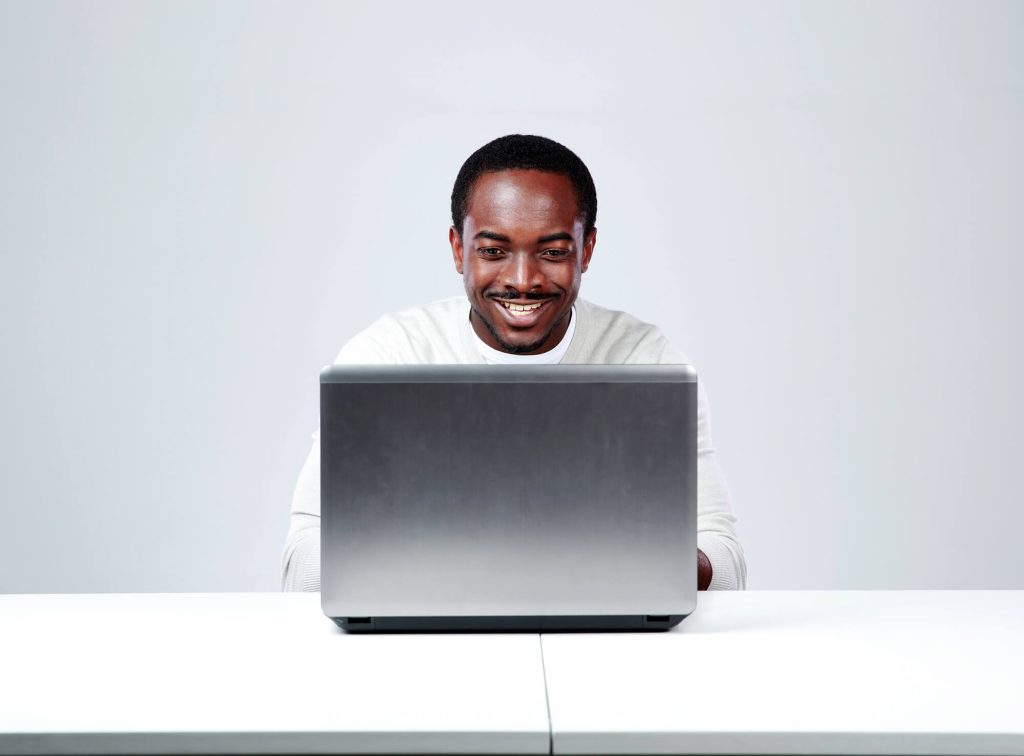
[465,170,580,231]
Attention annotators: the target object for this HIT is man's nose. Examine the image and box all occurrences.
[503,252,544,292]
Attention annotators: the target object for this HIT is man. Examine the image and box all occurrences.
[282,134,746,591]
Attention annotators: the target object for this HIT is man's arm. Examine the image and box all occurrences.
[281,441,322,592]
[694,379,747,589]
[281,327,397,592]
[652,334,746,590]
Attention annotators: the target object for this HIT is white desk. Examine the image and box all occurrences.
[541,590,1024,755]
[2,592,1022,755]
[0,593,550,754]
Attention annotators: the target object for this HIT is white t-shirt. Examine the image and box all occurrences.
[282,296,746,592]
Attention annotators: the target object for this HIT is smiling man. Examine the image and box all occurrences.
[282,134,746,592]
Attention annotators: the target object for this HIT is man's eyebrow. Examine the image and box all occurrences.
[472,230,574,244]
[537,232,574,244]
[473,230,511,242]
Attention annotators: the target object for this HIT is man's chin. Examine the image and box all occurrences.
[494,333,552,355]
[488,321,552,354]
[472,305,562,355]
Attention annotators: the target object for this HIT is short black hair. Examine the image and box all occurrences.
[451,134,597,238]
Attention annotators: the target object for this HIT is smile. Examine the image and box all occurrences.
[492,297,554,325]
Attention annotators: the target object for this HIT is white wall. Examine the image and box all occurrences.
[1,0,1021,592]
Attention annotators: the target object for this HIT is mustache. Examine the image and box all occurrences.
[487,291,558,301]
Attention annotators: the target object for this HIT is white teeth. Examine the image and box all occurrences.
[501,301,543,312]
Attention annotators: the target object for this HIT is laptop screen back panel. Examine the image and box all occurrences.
[320,365,697,627]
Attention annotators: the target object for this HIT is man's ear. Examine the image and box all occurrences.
[581,227,597,273]
[449,225,464,275]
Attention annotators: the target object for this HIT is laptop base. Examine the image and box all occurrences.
[331,613,688,633]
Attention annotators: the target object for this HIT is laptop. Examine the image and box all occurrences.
[320,364,697,632]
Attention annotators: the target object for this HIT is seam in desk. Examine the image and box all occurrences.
[538,634,553,755]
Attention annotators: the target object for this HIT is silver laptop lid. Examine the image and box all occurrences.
[320,364,697,622]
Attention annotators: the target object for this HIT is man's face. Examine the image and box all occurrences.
[450,169,596,354]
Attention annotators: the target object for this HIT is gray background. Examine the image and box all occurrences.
[1,0,1021,593]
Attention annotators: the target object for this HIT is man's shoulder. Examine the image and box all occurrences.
[576,297,659,333]
[334,296,470,364]
[382,296,468,328]
[573,298,687,364]
[370,296,469,346]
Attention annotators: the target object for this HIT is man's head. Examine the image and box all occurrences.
[450,135,598,355]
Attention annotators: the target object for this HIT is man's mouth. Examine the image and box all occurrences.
[501,300,544,314]
[491,297,554,325]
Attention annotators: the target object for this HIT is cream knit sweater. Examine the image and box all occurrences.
[282,296,746,592]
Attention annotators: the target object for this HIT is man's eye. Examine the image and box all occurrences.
[544,248,571,258]
[479,247,503,256]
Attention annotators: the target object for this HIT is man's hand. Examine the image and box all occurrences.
[698,548,712,591]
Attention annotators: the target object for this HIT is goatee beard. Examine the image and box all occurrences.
[470,304,567,355]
